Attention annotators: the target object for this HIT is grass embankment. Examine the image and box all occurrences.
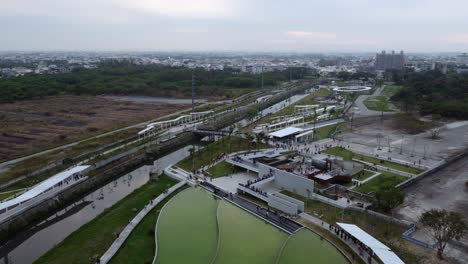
[353,169,375,181]
[323,147,424,174]
[207,161,245,178]
[312,124,341,141]
[177,136,268,172]
[109,184,189,264]
[0,189,25,201]
[285,193,426,264]
[35,176,179,264]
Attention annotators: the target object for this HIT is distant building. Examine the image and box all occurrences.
[374,50,405,71]
[456,53,468,65]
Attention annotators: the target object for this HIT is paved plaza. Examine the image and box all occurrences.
[211,172,257,193]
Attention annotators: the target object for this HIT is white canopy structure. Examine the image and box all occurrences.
[337,223,405,264]
[269,127,304,138]
[0,165,90,212]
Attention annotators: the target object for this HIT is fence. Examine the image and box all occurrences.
[401,226,434,249]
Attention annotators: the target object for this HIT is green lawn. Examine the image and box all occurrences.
[35,176,178,264]
[364,96,394,112]
[312,124,339,141]
[207,161,245,178]
[214,201,288,264]
[155,188,219,264]
[177,136,267,172]
[382,85,402,97]
[323,147,424,174]
[353,169,376,181]
[353,171,406,194]
[277,228,347,264]
[109,186,187,264]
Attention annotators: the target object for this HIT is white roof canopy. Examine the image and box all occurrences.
[337,223,405,264]
[0,165,90,211]
[269,127,304,138]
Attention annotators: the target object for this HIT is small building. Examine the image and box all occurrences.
[269,127,304,141]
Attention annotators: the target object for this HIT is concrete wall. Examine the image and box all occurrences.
[272,192,304,211]
[258,163,314,198]
[268,195,298,215]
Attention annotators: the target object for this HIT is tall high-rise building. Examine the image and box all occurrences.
[374,50,405,70]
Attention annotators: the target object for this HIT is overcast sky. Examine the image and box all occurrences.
[1,0,468,52]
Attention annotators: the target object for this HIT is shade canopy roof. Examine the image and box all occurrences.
[269,127,304,138]
[0,165,90,211]
[337,223,405,264]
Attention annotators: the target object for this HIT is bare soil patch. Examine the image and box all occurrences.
[0,95,185,160]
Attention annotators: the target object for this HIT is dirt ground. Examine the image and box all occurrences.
[395,156,468,263]
[396,156,468,223]
[0,95,186,160]
[346,114,468,262]
[342,115,468,162]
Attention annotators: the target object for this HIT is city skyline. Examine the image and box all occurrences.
[1,0,468,52]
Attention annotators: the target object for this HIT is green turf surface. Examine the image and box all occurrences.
[214,201,288,264]
[207,161,245,178]
[155,188,219,264]
[277,228,348,264]
[35,176,178,264]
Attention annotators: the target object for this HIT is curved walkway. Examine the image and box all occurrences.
[98,181,186,264]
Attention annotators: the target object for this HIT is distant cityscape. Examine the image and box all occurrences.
[1,51,468,78]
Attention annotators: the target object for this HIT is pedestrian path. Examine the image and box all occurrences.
[300,212,379,264]
[98,181,186,264]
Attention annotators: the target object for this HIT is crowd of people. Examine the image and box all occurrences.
[238,173,272,197]
[329,224,376,264]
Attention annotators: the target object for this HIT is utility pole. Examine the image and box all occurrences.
[400,136,404,154]
[350,112,354,132]
[410,138,416,157]
[261,65,264,89]
[191,74,195,112]
[423,145,427,160]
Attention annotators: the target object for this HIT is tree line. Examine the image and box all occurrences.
[391,70,468,119]
[0,60,312,103]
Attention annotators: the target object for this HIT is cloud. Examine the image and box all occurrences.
[118,0,239,19]
[286,31,337,39]
[443,33,468,44]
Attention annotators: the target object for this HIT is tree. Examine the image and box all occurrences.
[420,209,467,259]
[188,147,196,172]
[373,187,404,216]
